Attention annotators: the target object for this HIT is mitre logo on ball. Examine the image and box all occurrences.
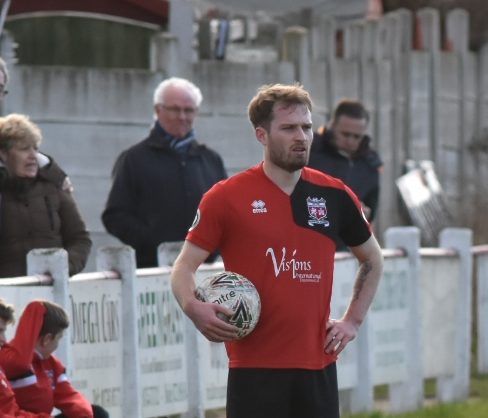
[196,271,261,339]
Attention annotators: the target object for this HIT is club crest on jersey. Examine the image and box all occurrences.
[306,197,330,227]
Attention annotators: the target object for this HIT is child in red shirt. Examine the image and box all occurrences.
[0,298,52,418]
[0,300,108,418]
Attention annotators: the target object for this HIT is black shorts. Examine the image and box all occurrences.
[226,363,339,418]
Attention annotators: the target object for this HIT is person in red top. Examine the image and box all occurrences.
[171,83,384,418]
[0,300,108,418]
[0,298,53,418]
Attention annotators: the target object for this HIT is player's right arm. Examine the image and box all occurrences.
[171,240,239,342]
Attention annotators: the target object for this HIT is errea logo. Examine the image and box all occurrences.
[251,200,267,214]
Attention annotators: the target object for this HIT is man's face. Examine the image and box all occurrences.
[0,318,8,347]
[331,115,368,156]
[154,86,198,139]
[258,102,313,173]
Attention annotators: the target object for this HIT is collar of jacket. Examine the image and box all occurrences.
[0,156,67,192]
[146,125,204,156]
[315,126,381,167]
[37,156,68,188]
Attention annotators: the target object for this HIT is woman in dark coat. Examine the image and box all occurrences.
[0,114,91,277]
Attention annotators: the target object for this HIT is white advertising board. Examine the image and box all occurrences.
[1,286,54,341]
[477,252,488,373]
[195,265,228,409]
[197,337,229,409]
[69,280,123,418]
[370,257,409,384]
[421,257,458,378]
[331,257,359,390]
[136,272,188,417]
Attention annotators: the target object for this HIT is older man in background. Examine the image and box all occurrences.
[102,77,227,267]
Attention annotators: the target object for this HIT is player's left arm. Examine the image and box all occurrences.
[325,235,383,355]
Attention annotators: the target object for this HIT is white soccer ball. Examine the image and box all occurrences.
[196,271,261,339]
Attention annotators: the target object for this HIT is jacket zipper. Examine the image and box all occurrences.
[44,196,55,230]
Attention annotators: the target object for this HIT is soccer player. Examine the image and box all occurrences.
[171,83,384,417]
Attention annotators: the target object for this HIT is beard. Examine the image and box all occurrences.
[268,147,308,173]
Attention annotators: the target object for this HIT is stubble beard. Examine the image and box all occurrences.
[269,148,308,173]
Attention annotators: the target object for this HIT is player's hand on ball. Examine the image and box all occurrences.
[324,318,358,356]
[186,298,239,342]
[196,271,261,339]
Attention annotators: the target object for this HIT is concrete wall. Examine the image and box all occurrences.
[294,7,487,245]
[3,62,294,270]
[2,7,488,270]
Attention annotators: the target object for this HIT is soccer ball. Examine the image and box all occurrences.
[196,271,261,339]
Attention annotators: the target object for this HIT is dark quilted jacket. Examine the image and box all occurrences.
[0,158,91,277]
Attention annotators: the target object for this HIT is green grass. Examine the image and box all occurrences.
[470,373,488,398]
[345,374,488,418]
[346,399,488,418]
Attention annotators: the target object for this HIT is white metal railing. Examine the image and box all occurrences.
[0,228,484,417]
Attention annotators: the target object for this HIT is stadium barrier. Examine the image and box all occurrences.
[0,227,484,417]
[474,244,488,375]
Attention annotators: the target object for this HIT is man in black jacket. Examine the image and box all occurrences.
[102,77,227,267]
[308,99,382,223]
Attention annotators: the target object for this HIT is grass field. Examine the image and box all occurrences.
[346,399,488,418]
[345,373,488,418]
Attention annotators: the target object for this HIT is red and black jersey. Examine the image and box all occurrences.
[187,163,371,370]
[0,302,93,418]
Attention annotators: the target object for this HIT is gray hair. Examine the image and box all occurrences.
[153,77,203,108]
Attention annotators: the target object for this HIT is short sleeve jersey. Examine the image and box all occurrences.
[187,163,371,370]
